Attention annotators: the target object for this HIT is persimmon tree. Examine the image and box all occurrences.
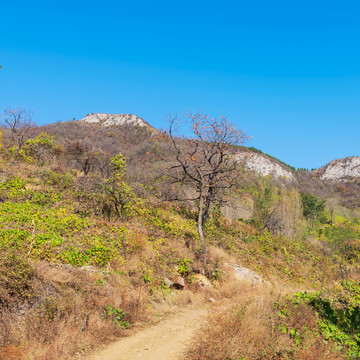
[1,107,36,163]
[158,111,249,263]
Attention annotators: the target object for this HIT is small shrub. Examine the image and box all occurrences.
[175,257,193,277]
[103,304,129,329]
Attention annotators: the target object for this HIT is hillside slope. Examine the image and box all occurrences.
[1,116,360,359]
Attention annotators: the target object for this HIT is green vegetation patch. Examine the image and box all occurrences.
[0,201,121,266]
[321,224,360,263]
[290,281,360,359]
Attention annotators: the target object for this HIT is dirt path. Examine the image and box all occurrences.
[84,307,208,360]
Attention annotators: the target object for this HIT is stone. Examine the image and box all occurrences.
[209,297,216,303]
[163,277,173,288]
[224,263,272,287]
[80,113,150,128]
[172,276,185,290]
[319,156,360,181]
[235,152,295,183]
[192,273,212,288]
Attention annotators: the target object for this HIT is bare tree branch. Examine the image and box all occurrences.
[155,111,249,264]
[1,107,37,163]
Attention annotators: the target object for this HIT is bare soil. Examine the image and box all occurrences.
[84,306,208,360]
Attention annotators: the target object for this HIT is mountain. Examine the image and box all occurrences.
[317,156,360,181]
[44,114,360,188]
[45,114,296,184]
[3,112,360,360]
[235,152,296,183]
[79,113,151,128]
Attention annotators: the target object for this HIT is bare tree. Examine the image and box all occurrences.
[1,107,36,163]
[157,111,249,263]
[65,140,96,175]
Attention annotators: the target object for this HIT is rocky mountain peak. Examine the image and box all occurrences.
[235,152,296,183]
[79,113,150,127]
[319,156,360,181]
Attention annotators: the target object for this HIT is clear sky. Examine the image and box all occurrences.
[1,0,359,169]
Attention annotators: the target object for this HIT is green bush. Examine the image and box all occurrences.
[103,304,129,329]
[322,224,360,263]
[292,281,360,358]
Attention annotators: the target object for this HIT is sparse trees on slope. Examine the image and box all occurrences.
[1,107,36,163]
[102,154,134,218]
[267,188,303,238]
[74,153,134,219]
[158,111,249,263]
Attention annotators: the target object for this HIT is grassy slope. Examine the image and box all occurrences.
[1,132,360,359]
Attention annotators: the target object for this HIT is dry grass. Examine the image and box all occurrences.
[184,286,344,360]
[0,140,358,360]
[0,345,25,360]
[0,260,150,360]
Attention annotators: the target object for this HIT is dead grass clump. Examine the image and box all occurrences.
[126,229,147,254]
[169,289,199,307]
[206,279,261,301]
[0,345,25,360]
[184,293,344,360]
[149,289,202,317]
[117,287,149,324]
[0,261,151,360]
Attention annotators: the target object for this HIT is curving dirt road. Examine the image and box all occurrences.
[84,307,207,360]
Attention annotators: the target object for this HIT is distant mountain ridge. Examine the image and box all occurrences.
[45,113,360,185]
[80,113,297,183]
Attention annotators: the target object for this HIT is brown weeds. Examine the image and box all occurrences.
[184,289,344,360]
[0,260,150,360]
[0,345,25,360]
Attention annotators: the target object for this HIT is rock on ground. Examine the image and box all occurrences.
[224,263,272,286]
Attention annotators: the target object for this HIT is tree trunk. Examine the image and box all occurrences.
[13,146,20,164]
[197,190,207,265]
[202,199,210,227]
[202,186,213,226]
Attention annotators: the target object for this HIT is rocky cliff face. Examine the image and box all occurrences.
[319,157,360,181]
[79,113,150,127]
[235,152,296,183]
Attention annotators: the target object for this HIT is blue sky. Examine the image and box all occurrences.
[1,0,359,169]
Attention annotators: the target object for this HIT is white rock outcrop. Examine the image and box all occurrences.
[79,113,149,127]
[235,152,295,183]
[224,263,272,287]
[320,157,360,181]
